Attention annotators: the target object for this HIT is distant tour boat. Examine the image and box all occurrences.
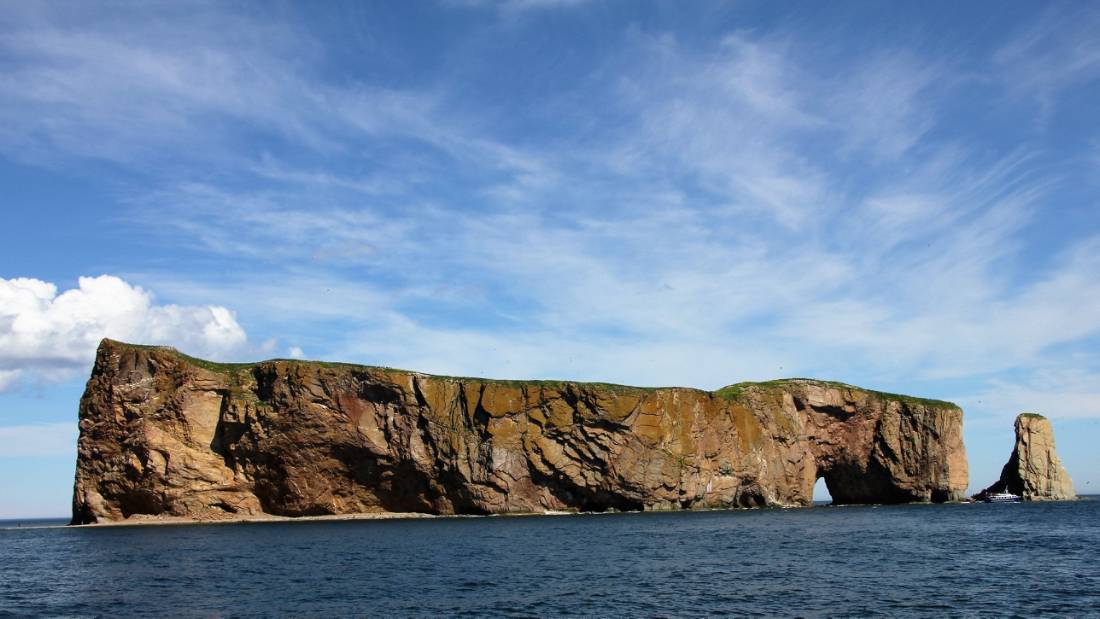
[984,491,1022,503]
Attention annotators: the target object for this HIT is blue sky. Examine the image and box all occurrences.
[2,0,1099,517]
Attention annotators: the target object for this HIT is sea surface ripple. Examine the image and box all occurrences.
[1,498,1098,617]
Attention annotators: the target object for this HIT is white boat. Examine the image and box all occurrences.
[984,491,1022,503]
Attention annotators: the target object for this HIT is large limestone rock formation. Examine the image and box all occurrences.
[980,413,1075,501]
[71,340,969,523]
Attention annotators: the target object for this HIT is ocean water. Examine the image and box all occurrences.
[2,499,1098,618]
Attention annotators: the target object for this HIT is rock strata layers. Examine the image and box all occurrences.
[72,340,969,524]
[980,413,1075,501]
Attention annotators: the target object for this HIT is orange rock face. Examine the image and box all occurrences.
[71,340,969,523]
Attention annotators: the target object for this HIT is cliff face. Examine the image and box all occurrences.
[981,414,1075,501]
[72,340,969,523]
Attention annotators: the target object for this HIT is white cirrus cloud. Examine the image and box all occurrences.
[956,365,1100,424]
[0,370,22,392]
[0,275,248,392]
[0,422,78,458]
[994,6,1100,111]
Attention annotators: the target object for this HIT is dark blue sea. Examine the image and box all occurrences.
[2,499,1098,618]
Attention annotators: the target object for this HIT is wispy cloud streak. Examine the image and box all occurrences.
[2,2,1099,423]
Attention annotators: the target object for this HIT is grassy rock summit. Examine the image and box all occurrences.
[979,413,1075,501]
[71,340,969,524]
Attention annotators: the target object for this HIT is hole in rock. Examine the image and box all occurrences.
[813,476,833,505]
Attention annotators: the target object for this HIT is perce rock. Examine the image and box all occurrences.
[71,340,969,524]
[979,413,1075,501]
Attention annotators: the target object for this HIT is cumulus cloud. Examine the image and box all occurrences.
[0,275,247,392]
[287,346,305,359]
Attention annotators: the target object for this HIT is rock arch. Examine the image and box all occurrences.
[73,341,969,523]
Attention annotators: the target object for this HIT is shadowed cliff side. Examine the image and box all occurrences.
[979,413,1075,501]
[71,340,969,524]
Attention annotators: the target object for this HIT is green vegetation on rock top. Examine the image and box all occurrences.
[102,339,953,406]
[714,378,958,409]
[170,350,257,374]
[424,375,669,394]
[1018,412,1047,420]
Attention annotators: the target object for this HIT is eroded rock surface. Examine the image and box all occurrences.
[72,340,969,523]
[980,413,1075,501]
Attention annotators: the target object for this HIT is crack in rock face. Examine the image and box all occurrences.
[979,413,1076,501]
[71,340,970,524]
